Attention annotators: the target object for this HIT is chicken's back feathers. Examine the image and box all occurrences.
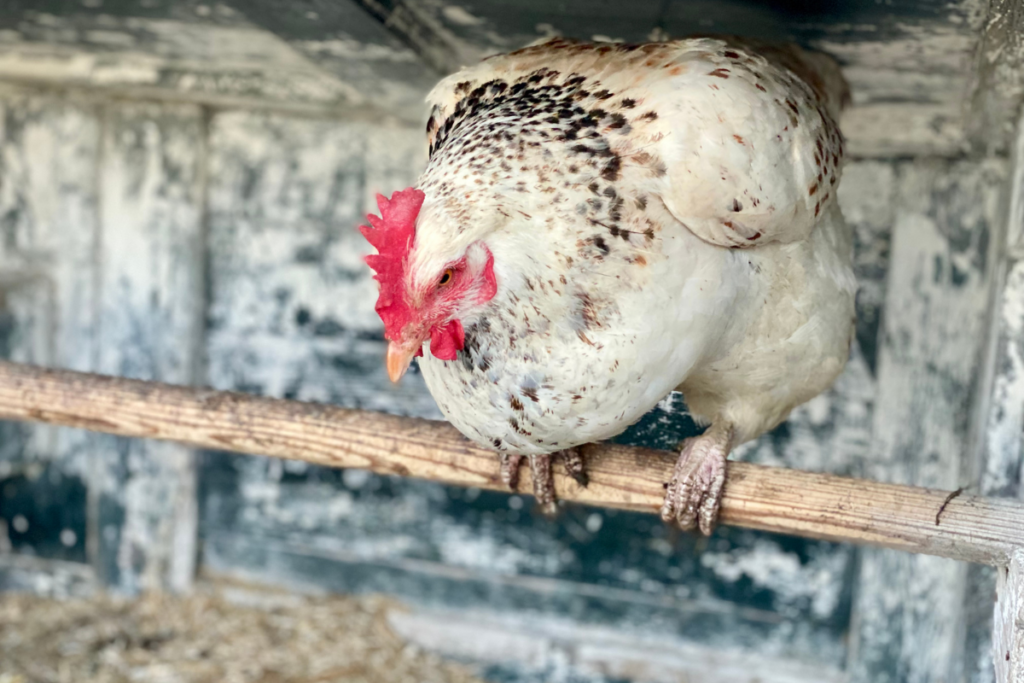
[426,36,849,250]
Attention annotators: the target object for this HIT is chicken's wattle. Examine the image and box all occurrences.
[429,320,465,361]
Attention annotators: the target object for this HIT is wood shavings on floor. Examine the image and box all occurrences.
[0,583,486,683]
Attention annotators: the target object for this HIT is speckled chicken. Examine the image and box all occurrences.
[360,36,856,534]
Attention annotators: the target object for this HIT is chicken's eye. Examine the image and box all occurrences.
[438,269,454,287]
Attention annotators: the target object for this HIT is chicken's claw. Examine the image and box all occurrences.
[560,447,588,488]
[498,452,561,516]
[660,424,732,535]
[499,449,589,516]
[499,453,524,490]
[528,453,557,516]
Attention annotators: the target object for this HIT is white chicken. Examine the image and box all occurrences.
[360,36,856,534]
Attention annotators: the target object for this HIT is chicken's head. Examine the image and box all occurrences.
[359,188,497,382]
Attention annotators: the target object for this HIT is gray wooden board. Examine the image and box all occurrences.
[965,116,1024,683]
[848,159,1007,683]
[0,87,100,571]
[965,0,1024,155]
[198,107,909,676]
[204,110,436,416]
[387,607,847,683]
[0,2,436,124]
[89,100,205,593]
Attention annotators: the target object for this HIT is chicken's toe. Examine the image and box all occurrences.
[528,453,557,516]
[500,453,524,490]
[660,426,731,535]
[660,437,699,529]
[697,455,728,536]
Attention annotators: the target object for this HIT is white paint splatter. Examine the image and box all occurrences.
[700,540,846,619]
[296,38,420,63]
[442,6,485,26]
[343,469,371,489]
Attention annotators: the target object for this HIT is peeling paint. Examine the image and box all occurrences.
[441,6,486,27]
[700,540,845,620]
[983,260,1024,494]
[850,158,1006,683]
[205,110,435,415]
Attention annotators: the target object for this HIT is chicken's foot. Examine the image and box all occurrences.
[660,422,733,535]
[499,448,586,516]
[560,447,588,487]
[499,452,555,514]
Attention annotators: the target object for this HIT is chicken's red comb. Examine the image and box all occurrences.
[359,188,426,341]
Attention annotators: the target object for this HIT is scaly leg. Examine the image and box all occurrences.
[660,422,733,535]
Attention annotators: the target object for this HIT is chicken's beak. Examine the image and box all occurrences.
[387,342,417,383]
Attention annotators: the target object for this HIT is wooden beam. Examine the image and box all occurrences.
[0,360,1020,566]
[996,549,1024,683]
[349,0,480,75]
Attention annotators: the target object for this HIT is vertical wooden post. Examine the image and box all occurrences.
[93,102,206,593]
[995,549,1024,683]
[966,107,1024,681]
[849,159,1005,682]
[0,86,101,571]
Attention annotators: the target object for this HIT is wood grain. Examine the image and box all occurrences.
[996,549,1024,683]
[0,361,1019,567]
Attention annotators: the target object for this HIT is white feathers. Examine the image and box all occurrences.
[411,37,856,455]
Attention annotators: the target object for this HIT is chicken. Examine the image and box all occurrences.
[359,36,856,534]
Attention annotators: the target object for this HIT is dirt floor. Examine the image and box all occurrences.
[0,583,486,683]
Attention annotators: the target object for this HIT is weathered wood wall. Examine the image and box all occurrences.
[0,1,1020,682]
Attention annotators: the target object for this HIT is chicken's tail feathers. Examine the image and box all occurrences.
[704,35,850,119]
[783,46,850,119]
[760,42,850,120]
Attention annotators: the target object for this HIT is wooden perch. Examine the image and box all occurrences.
[0,360,1019,566]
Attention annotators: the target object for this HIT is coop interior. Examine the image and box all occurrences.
[0,1,1022,682]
